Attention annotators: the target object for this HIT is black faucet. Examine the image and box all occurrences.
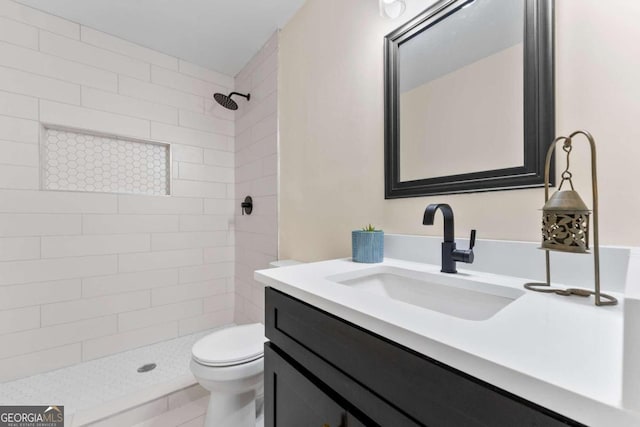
[423,203,476,274]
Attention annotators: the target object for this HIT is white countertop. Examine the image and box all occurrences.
[255,257,640,427]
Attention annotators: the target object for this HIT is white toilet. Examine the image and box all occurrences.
[190,323,266,427]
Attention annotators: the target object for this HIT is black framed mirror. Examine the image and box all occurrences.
[384,0,554,198]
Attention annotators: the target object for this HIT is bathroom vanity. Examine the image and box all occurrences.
[264,288,577,426]
[255,249,640,427]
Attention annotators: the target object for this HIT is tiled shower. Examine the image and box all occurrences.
[0,0,278,385]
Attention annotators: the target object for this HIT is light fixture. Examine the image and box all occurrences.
[379,0,406,19]
[524,130,617,306]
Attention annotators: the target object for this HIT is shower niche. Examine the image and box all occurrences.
[42,126,171,196]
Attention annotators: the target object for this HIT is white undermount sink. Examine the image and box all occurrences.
[328,266,524,321]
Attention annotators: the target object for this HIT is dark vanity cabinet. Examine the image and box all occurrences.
[264,288,583,427]
[265,345,366,427]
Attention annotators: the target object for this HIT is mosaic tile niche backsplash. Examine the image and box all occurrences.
[43,128,170,195]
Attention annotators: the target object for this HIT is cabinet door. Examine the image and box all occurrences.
[265,343,360,427]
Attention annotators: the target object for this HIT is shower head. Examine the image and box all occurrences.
[213,92,251,111]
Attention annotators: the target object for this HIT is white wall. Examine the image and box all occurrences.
[234,33,279,324]
[278,0,640,262]
[0,0,236,381]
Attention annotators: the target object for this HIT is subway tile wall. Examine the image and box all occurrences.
[0,0,237,381]
[234,33,279,324]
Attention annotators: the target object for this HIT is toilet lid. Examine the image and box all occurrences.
[192,323,266,367]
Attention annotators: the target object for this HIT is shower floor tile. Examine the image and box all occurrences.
[0,327,225,417]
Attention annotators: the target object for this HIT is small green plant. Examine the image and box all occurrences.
[361,224,381,232]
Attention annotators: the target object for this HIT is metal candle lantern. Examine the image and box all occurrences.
[524,130,617,306]
[541,160,591,253]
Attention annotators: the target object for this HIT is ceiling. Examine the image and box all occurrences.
[16,0,307,76]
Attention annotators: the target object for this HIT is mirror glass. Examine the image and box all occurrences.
[398,0,525,182]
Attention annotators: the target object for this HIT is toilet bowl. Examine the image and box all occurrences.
[190,323,266,427]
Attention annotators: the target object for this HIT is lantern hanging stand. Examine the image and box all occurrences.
[524,130,618,306]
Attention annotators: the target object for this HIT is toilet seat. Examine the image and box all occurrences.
[195,353,262,367]
[192,323,266,367]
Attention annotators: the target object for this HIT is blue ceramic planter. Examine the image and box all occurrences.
[352,230,384,263]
